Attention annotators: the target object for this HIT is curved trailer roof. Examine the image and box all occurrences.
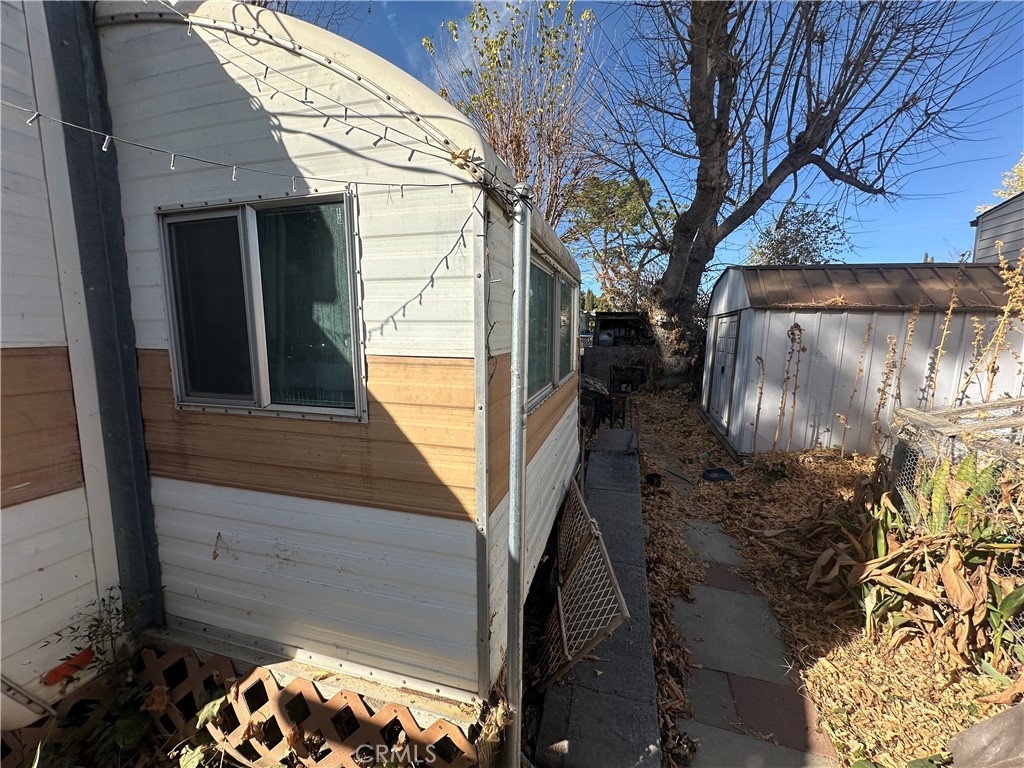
[94,0,580,282]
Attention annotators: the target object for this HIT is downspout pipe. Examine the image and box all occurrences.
[506,184,533,768]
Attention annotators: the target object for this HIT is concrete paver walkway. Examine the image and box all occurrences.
[536,431,660,768]
[651,443,839,767]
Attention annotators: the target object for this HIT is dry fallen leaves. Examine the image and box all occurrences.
[633,390,1016,767]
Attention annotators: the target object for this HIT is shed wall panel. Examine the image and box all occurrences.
[151,477,479,693]
[137,349,477,521]
[0,0,65,347]
[723,308,1024,455]
[98,21,478,356]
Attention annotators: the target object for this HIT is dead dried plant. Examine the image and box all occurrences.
[871,334,898,453]
[955,244,1024,404]
[928,260,965,410]
[839,323,873,457]
[894,302,920,408]
[772,323,801,456]
[752,355,766,456]
[786,324,807,453]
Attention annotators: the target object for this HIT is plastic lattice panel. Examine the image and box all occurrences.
[1,679,112,768]
[536,482,630,688]
[208,667,476,768]
[0,646,477,768]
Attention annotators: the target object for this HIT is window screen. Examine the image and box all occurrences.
[529,263,553,397]
[167,216,254,401]
[257,203,356,409]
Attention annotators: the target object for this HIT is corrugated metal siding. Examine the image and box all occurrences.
[0,0,66,347]
[487,402,578,689]
[97,20,478,356]
[974,193,1024,264]
[738,264,1008,312]
[1,488,100,702]
[152,478,479,692]
[721,308,1024,455]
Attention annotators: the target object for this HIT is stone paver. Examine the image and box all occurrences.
[673,584,794,686]
[677,719,837,768]
[729,674,837,758]
[685,667,738,731]
[685,520,744,565]
[702,561,762,596]
[658,448,839,767]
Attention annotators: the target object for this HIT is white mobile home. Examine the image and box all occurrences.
[1,0,580,751]
[703,264,1024,456]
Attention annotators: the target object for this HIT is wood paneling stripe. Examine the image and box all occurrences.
[487,353,578,511]
[1,347,84,507]
[137,349,477,522]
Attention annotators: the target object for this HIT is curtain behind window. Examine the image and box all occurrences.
[257,203,355,409]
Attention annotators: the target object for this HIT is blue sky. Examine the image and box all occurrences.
[345,1,1024,270]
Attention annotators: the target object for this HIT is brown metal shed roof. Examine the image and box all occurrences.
[740,263,1008,312]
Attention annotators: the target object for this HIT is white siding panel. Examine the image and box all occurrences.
[974,194,1024,263]
[486,199,515,357]
[151,478,479,693]
[0,0,65,347]
[487,400,578,687]
[98,21,477,355]
[0,488,101,703]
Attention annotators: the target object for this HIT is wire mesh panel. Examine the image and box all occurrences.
[892,398,1024,635]
[536,482,630,688]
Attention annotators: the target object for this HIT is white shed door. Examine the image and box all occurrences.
[709,314,739,430]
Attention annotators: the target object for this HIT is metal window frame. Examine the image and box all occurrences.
[159,192,367,422]
[527,257,556,409]
[556,273,577,384]
[162,208,259,407]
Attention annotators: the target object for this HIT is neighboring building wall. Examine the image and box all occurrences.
[1,0,117,708]
[97,11,483,696]
[973,193,1024,263]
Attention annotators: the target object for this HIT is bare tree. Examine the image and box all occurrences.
[246,1,367,35]
[599,1,1021,383]
[423,1,605,227]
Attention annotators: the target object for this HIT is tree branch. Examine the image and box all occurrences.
[806,153,885,195]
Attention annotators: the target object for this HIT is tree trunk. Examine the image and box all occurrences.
[650,233,716,389]
[648,0,738,388]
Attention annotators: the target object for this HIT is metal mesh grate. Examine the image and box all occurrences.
[892,399,1024,635]
[536,481,630,688]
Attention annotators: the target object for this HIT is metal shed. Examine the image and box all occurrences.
[702,264,1024,456]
